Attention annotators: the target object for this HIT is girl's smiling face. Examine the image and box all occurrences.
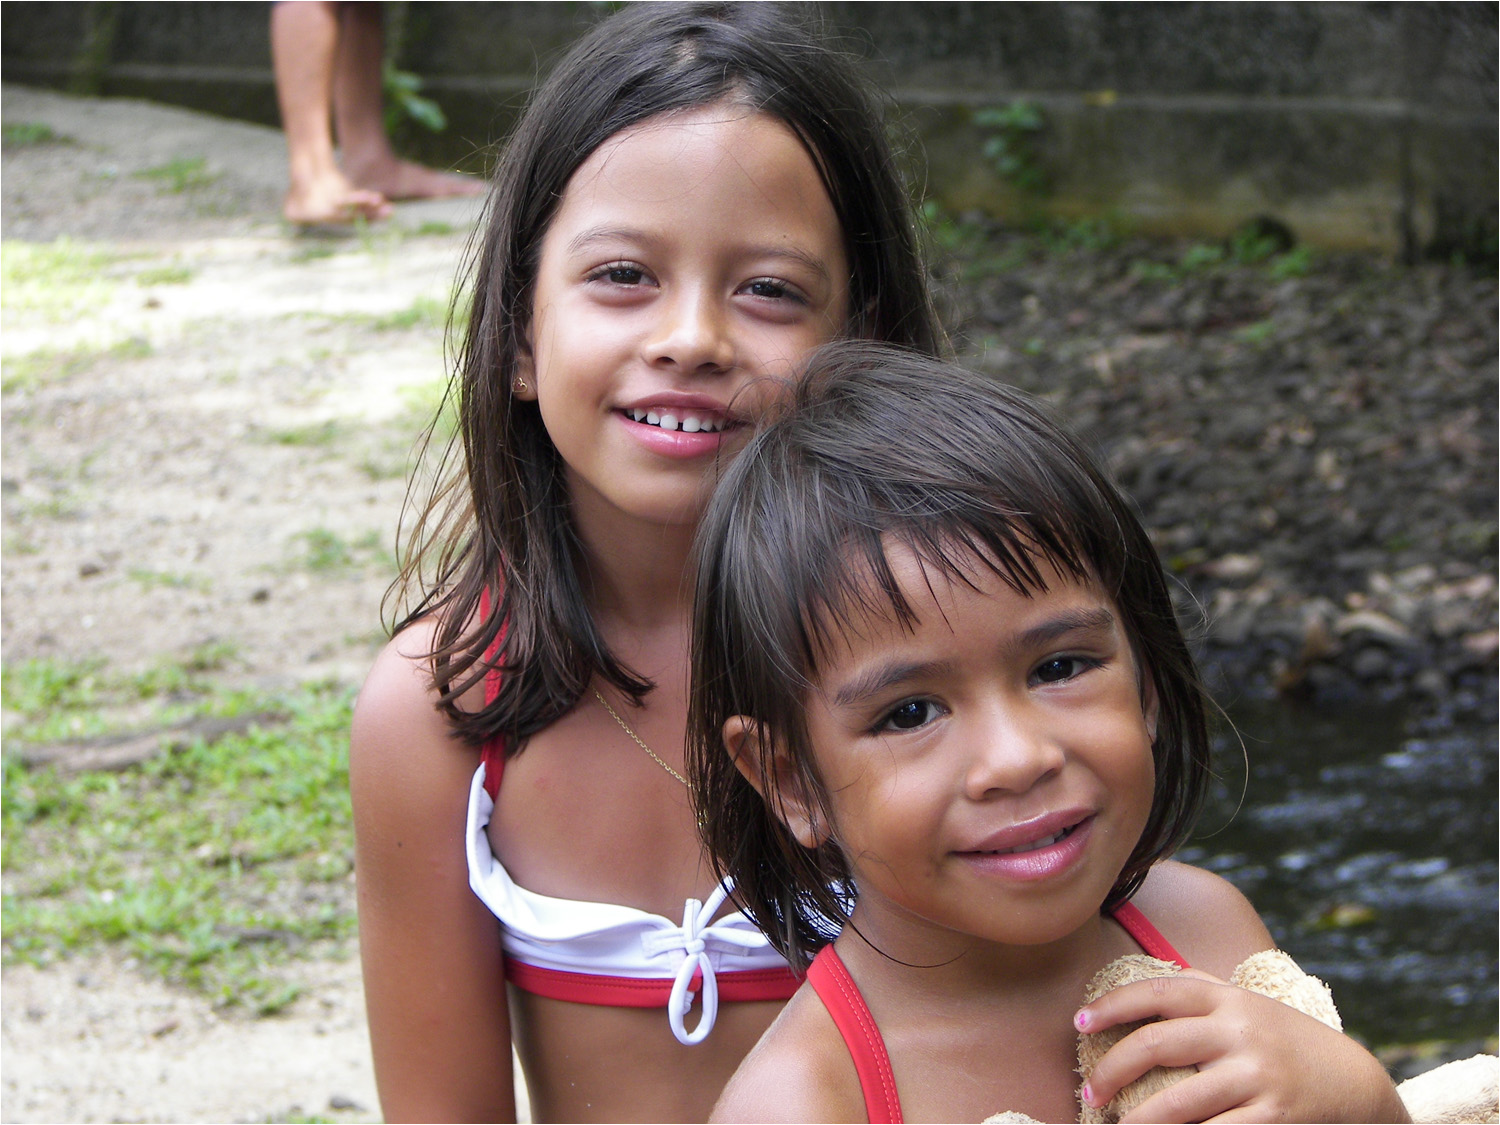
[798,543,1158,957]
[519,105,849,535]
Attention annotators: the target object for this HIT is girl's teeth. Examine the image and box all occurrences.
[985,828,1067,855]
[627,409,723,433]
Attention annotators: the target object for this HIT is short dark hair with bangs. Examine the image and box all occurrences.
[687,342,1211,969]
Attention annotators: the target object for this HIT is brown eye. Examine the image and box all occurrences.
[884,700,935,730]
[1033,656,1096,685]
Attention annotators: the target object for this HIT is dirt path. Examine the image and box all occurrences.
[2,85,489,1124]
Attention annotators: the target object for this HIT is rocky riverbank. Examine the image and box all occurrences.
[937,219,1497,726]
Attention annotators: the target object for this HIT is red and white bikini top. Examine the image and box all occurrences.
[463,655,797,1046]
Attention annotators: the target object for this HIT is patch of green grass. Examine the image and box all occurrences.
[136,264,194,286]
[373,295,447,332]
[2,677,356,1014]
[2,647,245,744]
[412,219,455,237]
[3,121,62,147]
[2,336,152,393]
[359,377,459,480]
[290,243,338,263]
[1,239,120,321]
[290,527,386,574]
[1234,318,1278,346]
[17,487,87,521]
[2,657,106,717]
[263,420,345,448]
[128,568,211,593]
[133,156,218,194]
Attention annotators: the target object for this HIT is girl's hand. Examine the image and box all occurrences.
[1075,969,1411,1123]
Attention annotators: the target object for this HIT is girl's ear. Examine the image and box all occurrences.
[722,715,828,849]
[512,352,538,401]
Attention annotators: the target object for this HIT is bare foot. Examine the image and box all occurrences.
[283,169,393,225]
[344,156,484,202]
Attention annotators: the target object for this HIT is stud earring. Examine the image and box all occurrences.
[514,377,528,394]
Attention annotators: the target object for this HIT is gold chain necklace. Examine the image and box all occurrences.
[594,690,692,791]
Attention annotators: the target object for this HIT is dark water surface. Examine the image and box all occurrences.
[1178,700,1497,1051]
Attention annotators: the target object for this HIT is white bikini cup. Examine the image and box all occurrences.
[464,763,790,1044]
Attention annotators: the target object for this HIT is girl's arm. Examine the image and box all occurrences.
[1078,862,1409,1123]
[350,626,517,1123]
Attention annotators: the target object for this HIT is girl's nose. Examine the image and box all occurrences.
[962,706,1065,800]
[644,289,735,375]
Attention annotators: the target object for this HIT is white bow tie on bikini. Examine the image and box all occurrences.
[641,879,770,1045]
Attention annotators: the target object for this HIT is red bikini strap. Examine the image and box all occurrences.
[478,586,505,800]
[806,945,903,1124]
[1111,901,1189,968]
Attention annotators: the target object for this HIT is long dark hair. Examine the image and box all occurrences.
[389,3,946,749]
[687,342,1212,969]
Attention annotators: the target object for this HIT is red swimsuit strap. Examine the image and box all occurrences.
[805,945,903,1125]
[805,906,1187,1124]
[1111,901,1189,968]
[477,586,505,798]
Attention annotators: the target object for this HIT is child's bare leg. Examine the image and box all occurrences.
[271,0,391,224]
[332,3,483,201]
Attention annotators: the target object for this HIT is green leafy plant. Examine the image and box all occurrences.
[974,101,1048,196]
[383,65,446,134]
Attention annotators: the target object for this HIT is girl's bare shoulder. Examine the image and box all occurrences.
[710,982,865,1123]
[1133,860,1276,978]
[349,618,482,821]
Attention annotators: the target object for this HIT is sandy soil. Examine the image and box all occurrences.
[2,85,489,1124]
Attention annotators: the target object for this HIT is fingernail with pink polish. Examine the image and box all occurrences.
[1074,1009,1091,1031]
[1080,1083,1096,1107]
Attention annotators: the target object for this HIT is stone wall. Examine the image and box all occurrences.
[3,1,1493,256]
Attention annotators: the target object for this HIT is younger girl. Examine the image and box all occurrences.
[349,5,942,1121]
[689,344,1409,1123]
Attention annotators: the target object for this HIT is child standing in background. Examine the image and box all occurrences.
[688,343,1410,1123]
[349,5,942,1120]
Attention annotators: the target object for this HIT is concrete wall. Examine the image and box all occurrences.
[2,2,1493,256]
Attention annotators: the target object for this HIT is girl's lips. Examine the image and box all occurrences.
[963,809,1091,855]
[617,408,738,460]
[955,814,1095,882]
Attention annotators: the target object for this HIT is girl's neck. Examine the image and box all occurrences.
[570,493,699,635]
[835,905,1123,1006]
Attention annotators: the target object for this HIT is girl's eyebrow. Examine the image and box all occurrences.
[827,607,1117,709]
[1007,606,1118,654]
[565,226,833,280]
[830,659,954,709]
[566,225,647,256]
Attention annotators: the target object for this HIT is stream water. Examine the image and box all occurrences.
[1179,700,1497,1059]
